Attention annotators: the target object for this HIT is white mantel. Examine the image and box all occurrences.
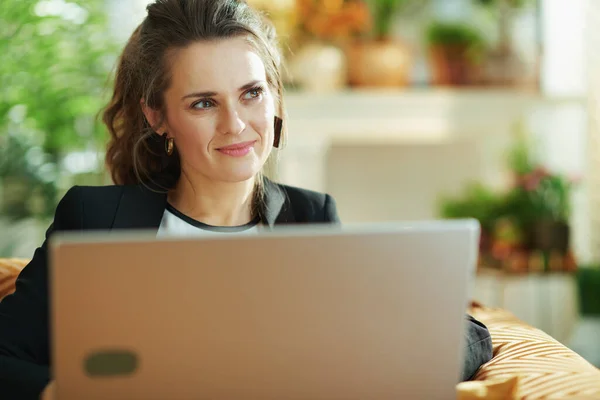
[278,89,585,192]
[285,89,543,146]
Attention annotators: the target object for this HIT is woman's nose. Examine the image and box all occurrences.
[218,106,246,136]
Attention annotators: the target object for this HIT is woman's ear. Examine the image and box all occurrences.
[141,99,166,135]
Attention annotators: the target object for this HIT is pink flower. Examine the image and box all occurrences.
[522,173,541,191]
[569,174,582,185]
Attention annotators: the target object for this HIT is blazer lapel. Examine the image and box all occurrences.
[111,185,167,231]
[263,178,294,227]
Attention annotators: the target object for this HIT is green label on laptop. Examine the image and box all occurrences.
[85,350,139,377]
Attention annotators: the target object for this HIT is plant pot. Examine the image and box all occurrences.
[484,47,530,87]
[528,220,570,253]
[428,44,483,86]
[346,39,412,88]
[287,42,347,92]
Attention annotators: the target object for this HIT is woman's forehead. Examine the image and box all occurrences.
[168,37,267,94]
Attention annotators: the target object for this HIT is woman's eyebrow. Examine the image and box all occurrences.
[238,80,263,91]
[181,80,264,101]
[181,90,217,100]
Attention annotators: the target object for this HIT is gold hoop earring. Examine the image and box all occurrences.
[165,135,174,156]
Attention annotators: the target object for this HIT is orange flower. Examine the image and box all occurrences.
[296,0,371,42]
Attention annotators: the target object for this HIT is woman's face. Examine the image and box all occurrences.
[150,37,276,184]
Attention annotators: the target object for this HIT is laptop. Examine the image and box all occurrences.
[49,220,480,400]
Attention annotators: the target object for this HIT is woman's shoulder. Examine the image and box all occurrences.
[60,183,162,205]
[268,181,339,223]
[53,184,147,230]
[270,181,332,207]
[58,184,125,208]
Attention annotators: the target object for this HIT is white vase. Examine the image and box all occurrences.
[287,42,347,93]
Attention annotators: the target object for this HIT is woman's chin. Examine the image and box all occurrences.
[215,165,262,183]
[198,154,268,183]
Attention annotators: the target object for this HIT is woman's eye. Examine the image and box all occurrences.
[243,87,263,100]
[191,99,214,110]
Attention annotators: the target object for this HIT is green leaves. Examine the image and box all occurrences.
[369,0,420,38]
[0,0,117,154]
[425,22,485,47]
[0,0,118,221]
[473,0,530,8]
[0,134,58,220]
[438,183,504,233]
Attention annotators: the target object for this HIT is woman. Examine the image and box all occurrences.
[0,0,492,398]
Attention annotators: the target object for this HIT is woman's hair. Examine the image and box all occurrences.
[103,0,286,193]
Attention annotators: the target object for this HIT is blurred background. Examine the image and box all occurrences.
[1,0,599,366]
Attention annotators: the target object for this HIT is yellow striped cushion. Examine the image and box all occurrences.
[465,303,600,399]
[0,258,28,300]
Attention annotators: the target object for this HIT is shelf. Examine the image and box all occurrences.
[282,88,586,147]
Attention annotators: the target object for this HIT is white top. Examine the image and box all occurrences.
[156,203,261,237]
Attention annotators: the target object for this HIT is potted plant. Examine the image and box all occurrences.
[438,182,513,269]
[503,130,576,253]
[511,168,574,253]
[426,21,487,86]
[472,0,538,87]
[289,0,371,92]
[346,0,422,87]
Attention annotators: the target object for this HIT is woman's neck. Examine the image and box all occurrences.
[168,173,257,227]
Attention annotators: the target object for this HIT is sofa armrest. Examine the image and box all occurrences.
[0,259,28,301]
[460,302,600,399]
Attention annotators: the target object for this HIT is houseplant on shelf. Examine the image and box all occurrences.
[472,0,538,87]
[288,0,371,92]
[438,182,513,269]
[426,21,487,86]
[438,129,577,273]
[503,128,575,254]
[506,165,574,253]
[346,0,423,88]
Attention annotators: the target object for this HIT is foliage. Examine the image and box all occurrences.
[368,0,426,39]
[508,171,573,225]
[369,0,405,38]
[438,126,575,251]
[505,130,574,224]
[473,0,530,8]
[0,0,118,155]
[0,0,118,222]
[506,126,536,176]
[438,183,504,234]
[0,133,58,221]
[425,22,485,48]
[576,266,600,316]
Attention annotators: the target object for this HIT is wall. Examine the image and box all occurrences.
[327,140,480,223]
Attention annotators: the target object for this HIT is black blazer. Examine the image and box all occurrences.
[0,179,491,398]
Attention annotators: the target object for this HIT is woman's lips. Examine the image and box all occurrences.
[216,140,256,157]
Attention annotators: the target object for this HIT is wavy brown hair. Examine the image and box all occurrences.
[103,0,286,193]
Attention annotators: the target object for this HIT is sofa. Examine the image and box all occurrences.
[1,258,600,399]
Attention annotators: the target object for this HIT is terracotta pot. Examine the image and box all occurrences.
[346,39,412,88]
[528,220,570,253]
[429,44,483,86]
